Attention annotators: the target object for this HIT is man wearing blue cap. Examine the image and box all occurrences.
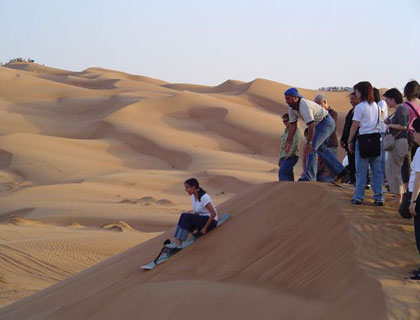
[283,88,347,181]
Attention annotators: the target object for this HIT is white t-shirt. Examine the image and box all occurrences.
[378,100,388,133]
[352,101,380,135]
[288,98,328,124]
[191,194,218,221]
[409,148,420,192]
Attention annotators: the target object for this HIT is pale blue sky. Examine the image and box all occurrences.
[1,0,419,89]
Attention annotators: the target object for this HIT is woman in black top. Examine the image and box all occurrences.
[340,92,358,184]
[384,88,409,203]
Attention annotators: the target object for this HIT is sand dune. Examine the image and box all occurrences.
[0,62,419,318]
[0,183,390,320]
[0,222,159,307]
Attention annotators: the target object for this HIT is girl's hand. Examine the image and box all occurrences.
[201,227,208,235]
[409,203,417,217]
[284,143,291,154]
[348,142,354,154]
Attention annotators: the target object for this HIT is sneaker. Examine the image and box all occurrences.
[334,168,349,183]
[374,200,384,206]
[351,199,362,205]
[412,268,420,276]
[409,273,420,280]
[165,242,182,249]
[298,177,310,182]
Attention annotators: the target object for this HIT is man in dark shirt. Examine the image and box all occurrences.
[314,94,339,158]
[340,92,358,184]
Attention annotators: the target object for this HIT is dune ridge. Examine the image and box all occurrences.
[0,183,388,320]
[0,62,419,318]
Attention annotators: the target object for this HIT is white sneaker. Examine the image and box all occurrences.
[165,242,182,249]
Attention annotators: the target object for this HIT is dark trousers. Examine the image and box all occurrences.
[415,214,420,258]
[402,143,418,184]
[347,151,356,184]
[178,213,217,232]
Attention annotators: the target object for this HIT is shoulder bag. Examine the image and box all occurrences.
[405,101,420,148]
[357,104,381,158]
[399,192,414,219]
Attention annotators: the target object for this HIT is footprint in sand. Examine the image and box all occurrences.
[11,217,42,226]
[102,221,135,232]
[67,222,85,229]
[119,196,174,206]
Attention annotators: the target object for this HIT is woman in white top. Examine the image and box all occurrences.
[166,178,218,249]
[407,117,420,280]
[347,81,384,205]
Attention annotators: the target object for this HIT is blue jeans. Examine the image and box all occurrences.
[415,214,420,258]
[353,141,384,202]
[301,115,344,181]
[380,132,386,180]
[174,213,217,241]
[278,156,299,181]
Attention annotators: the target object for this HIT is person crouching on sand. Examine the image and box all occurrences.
[166,178,219,249]
[283,88,348,182]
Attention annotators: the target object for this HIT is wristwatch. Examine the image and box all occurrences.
[307,141,313,145]
[411,200,417,204]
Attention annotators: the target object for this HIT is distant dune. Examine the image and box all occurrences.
[0,62,418,319]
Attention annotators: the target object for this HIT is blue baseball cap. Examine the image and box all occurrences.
[284,88,302,98]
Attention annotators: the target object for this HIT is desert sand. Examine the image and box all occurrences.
[0,62,419,319]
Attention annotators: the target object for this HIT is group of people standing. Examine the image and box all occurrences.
[278,88,346,184]
[162,80,420,282]
[278,80,420,280]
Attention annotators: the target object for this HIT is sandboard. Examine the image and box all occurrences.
[141,213,230,270]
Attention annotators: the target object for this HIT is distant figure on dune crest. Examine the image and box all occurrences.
[166,178,218,249]
[278,113,301,181]
[283,87,347,182]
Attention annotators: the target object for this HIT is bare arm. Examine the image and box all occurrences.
[388,123,407,131]
[306,122,315,144]
[285,122,297,145]
[304,122,315,153]
[201,203,217,234]
[284,122,297,154]
[302,143,308,171]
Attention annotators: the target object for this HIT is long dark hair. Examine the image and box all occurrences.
[373,88,381,103]
[184,178,206,201]
[354,81,374,104]
[383,88,403,104]
[413,118,420,133]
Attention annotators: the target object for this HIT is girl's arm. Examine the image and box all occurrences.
[388,123,407,131]
[302,144,308,171]
[201,203,217,235]
[409,172,420,217]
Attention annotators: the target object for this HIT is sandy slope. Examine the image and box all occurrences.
[0,62,419,318]
[0,183,389,320]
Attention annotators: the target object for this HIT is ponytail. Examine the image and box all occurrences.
[197,187,206,201]
[184,178,206,201]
